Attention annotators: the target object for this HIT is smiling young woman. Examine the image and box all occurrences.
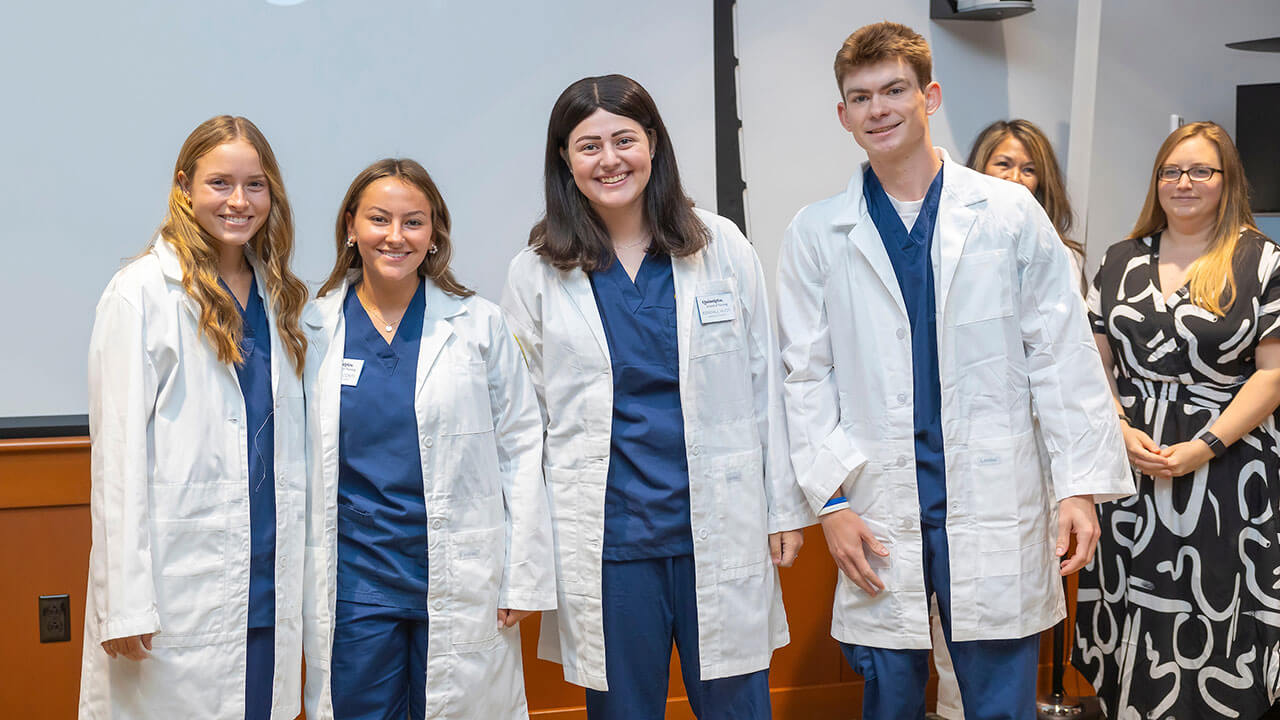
[302,158,553,720]
[502,74,811,720]
[79,115,309,720]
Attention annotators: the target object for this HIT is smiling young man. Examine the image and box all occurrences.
[775,22,1134,719]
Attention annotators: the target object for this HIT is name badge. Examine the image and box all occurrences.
[341,358,364,387]
[696,292,735,324]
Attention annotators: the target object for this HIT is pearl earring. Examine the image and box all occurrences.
[346,236,355,247]
[428,245,439,255]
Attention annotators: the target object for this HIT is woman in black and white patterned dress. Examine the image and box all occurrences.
[1073,121,1280,719]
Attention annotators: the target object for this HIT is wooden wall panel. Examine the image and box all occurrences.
[0,437,1094,718]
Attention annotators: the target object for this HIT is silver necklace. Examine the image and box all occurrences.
[358,288,403,333]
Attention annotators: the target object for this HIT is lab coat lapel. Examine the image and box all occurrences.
[834,170,908,318]
[559,268,611,363]
[416,282,463,396]
[934,160,983,320]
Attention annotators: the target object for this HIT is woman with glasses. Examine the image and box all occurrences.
[1072,121,1280,719]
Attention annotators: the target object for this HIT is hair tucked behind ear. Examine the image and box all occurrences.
[318,158,473,299]
[163,115,308,375]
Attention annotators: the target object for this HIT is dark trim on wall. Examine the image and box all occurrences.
[713,0,747,233]
[0,415,89,439]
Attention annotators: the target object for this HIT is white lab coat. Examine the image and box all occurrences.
[776,151,1133,649]
[301,274,554,720]
[500,208,813,691]
[79,237,306,719]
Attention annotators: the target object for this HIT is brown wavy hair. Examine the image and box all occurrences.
[1129,121,1258,316]
[834,21,932,93]
[528,74,709,272]
[318,158,474,299]
[966,119,1082,258]
[164,115,308,375]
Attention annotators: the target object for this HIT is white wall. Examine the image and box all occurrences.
[0,0,715,417]
[1086,0,1279,271]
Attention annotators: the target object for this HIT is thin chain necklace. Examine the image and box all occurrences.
[357,285,404,333]
[612,234,651,252]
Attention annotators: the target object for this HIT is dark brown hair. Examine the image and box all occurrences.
[966,119,1082,258]
[834,22,932,94]
[528,74,709,272]
[318,158,474,298]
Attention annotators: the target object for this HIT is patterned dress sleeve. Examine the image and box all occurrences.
[1255,235,1280,342]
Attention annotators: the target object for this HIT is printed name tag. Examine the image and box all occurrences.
[696,292,735,324]
[341,358,364,386]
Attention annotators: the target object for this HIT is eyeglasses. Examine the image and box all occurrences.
[1157,165,1223,183]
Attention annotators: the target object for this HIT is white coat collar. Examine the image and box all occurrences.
[557,268,611,364]
[830,148,985,319]
[304,271,468,394]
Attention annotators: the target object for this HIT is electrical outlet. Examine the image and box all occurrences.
[38,594,71,643]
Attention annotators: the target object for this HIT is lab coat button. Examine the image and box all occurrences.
[698,528,709,540]
[896,328,906,340]
[433,599,445,610]
[423,437,434,448]
[691,446,701,457]
[897,393,907,405]
[897,455,908,467]
[431,519,443,530]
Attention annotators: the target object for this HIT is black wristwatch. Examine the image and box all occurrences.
[1197,430,1227,458]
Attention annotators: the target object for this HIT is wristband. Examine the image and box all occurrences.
[819,499,850,516]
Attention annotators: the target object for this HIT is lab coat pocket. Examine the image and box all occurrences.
[969,436,1019,548]
[152,518,226,643]
[715,448,771,573]
[448,527,504,647]
[948,250,1013,325]
[544,468,584,590]
[442,359,496,435]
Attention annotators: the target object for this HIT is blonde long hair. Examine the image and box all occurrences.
[318,158,474,299]
[966,119,1082,258]
[162,116,308,374]
[1129,121,1258,316]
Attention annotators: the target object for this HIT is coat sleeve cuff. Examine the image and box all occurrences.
[498,589,557,612]
[768,508,818,533]
[800,428,868,515]
[102,609,161,642]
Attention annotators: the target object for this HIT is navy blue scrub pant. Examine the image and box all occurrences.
[245,626,273,720]
[330,599,430,720]
[840,524,1039,720]
[585,554,771,720]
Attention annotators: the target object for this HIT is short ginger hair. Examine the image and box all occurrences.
[834,21,932,94]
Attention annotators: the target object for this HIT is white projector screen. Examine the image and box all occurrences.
[1,0,716,419]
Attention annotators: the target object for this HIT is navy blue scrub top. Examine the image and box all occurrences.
[864,165,948,528]
[222,275,277,629]
[336,279,430,610]
[590,252,694,561]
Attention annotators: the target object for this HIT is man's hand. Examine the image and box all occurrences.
[1056,495,1100,576]
[819,509,889,595]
